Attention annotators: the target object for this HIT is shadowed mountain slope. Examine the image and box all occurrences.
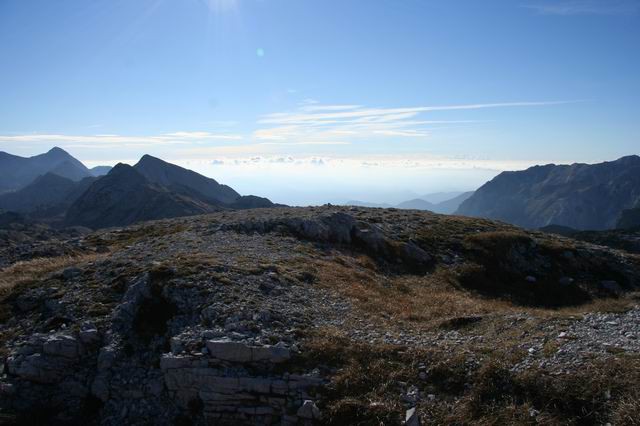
[134,155,240,204]
[457,156,640,230]
[617,207,640,230]
[434,191,474,214]
[0,173,97,216]
[0,147,91,193]
[65,164,217,229]
[396,198,437,211]
[89,165,112,177]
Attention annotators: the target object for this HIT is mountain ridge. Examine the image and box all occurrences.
[65,163,218,229]
[0,147,92,193]
[456,155,640,230]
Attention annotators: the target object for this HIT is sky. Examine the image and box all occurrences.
[1,0,639,205]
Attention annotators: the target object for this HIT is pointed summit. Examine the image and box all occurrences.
[0,147,91,193]
[66,162,216,229]
[134,154,240,204]
[47,146,68,155]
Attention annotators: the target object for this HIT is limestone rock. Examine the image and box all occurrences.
[205,340,291,364]
[405,407,420,426]
[297,400,322,420]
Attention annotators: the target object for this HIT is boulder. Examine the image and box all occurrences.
[405,407,420,426]
[42,335,80,359]
[297,400,322,420]
[79,328,100,345]
[206,340,253,363]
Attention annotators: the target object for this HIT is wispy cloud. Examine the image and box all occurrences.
[254,101,575,144]
[524,0,639,15]
[0,131,243,148]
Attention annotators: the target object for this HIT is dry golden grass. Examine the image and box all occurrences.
[309,254,626,329]
[0,254,102,292]
[612,397,640,425]
[300,331,640,426]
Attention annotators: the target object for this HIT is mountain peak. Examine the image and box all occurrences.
[138,154,163,164]
[0,147,91,192]
[47,146,68,155]
[134,155,241,204]
[109,162,143,177]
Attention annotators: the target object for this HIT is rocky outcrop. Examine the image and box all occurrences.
[1,269,325,425]
[228,211,432,270]
[161,340,323,424]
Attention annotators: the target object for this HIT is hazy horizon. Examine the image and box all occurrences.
[5,145,635,206]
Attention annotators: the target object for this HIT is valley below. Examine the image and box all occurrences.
[1,206,639,425]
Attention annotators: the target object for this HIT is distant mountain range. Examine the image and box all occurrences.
[90,166,112,177]
[457,155,640,230]
[3,148,639,232]
[0,147,275,229]
[346,191,474,214]
[0,147,94,193]
[0,173,97,218]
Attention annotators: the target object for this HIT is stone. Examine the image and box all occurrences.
[160,355,198,370]
[97,346,117,370]
[201,305,219,324]
[353,226,387,254]
[297,400,322,420]
[405,407,420,426]
[9,353,68,384]
[206,340,253,363]
[205,340,291,364]
[79,329,100,345]
[252,345,291,363]
[400,241,431,266]
[42,335,80,358]
[321,212,356,243]
[111,275,152,333]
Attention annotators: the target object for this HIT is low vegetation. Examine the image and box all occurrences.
[302,332,640,426]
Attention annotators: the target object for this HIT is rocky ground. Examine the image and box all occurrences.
[0,213,92,269]
[1,206,639,425]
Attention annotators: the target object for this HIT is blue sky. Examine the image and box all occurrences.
[1,0,638,204]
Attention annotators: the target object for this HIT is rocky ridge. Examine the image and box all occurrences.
[0,206,639,425]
